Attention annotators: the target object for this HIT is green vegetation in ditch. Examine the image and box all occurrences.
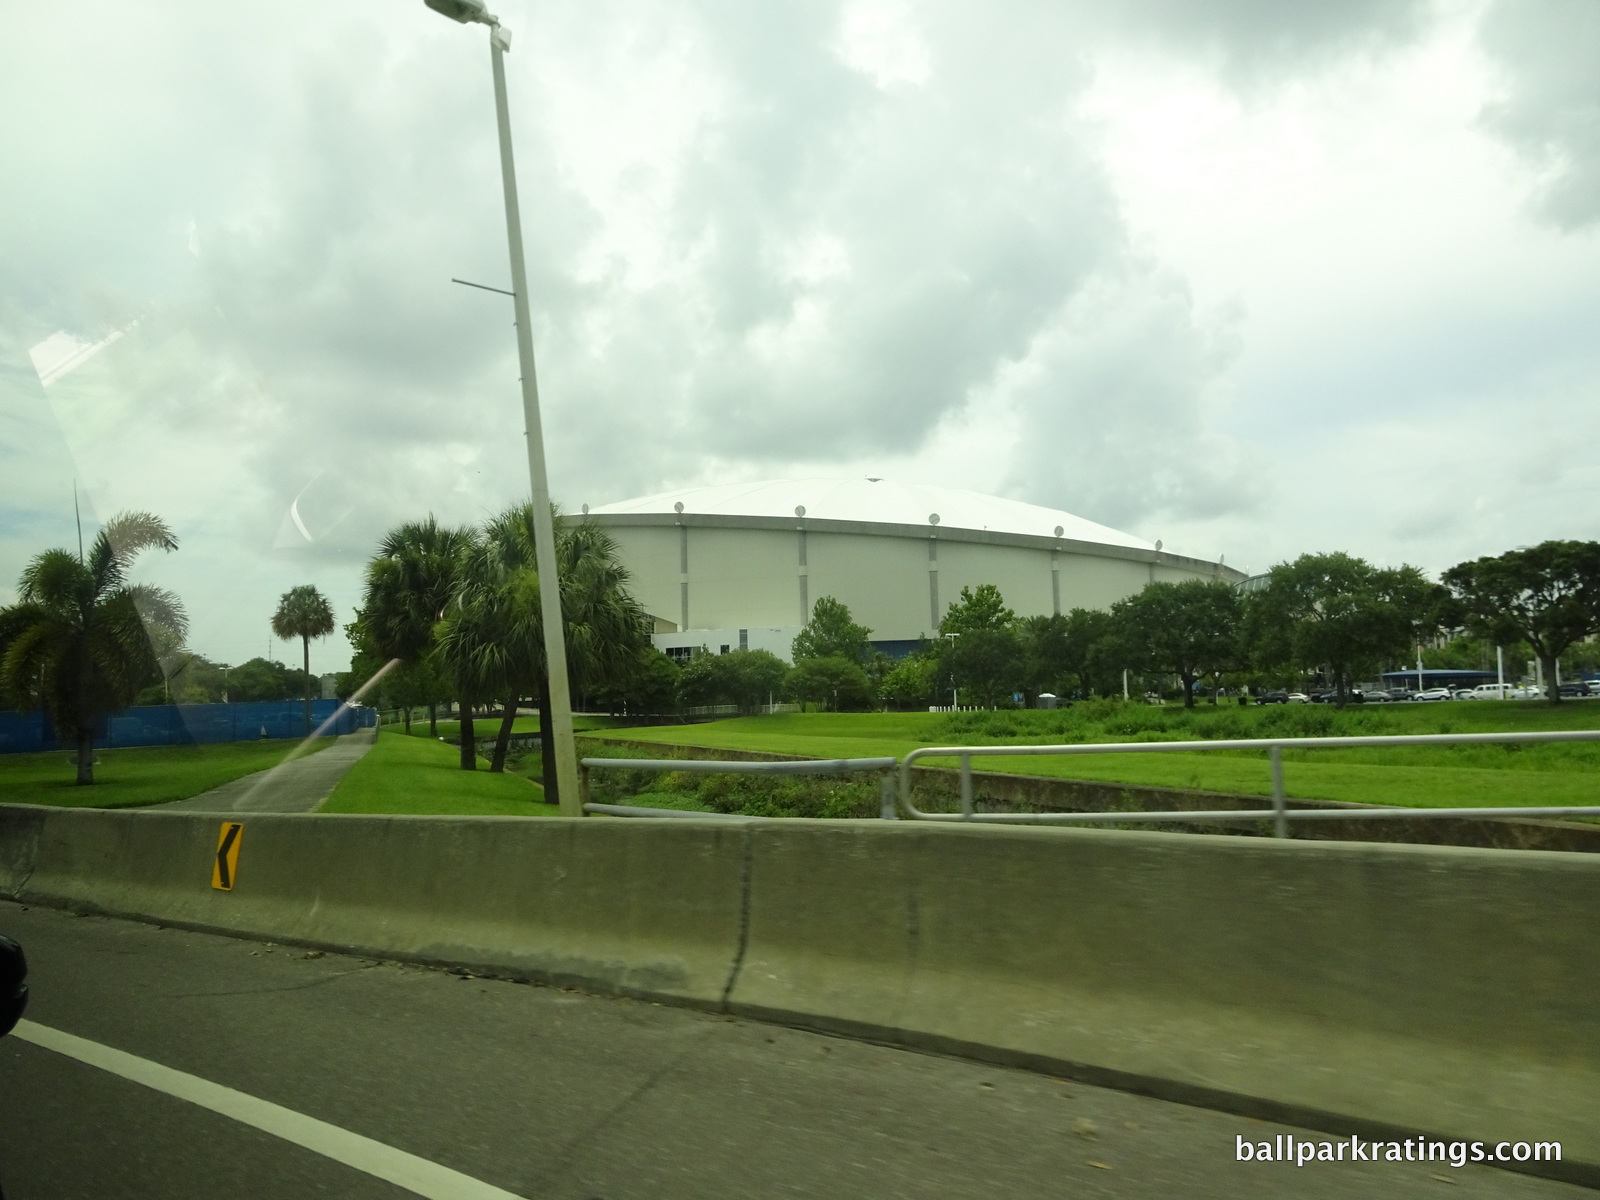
[320,729,550,816]
[0,738,334,809]
[578,741,880,818]
[386,714,627,740]
[589,701,1600,812]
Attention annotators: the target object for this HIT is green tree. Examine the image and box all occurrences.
[792,596,872,663]
[1061,608,1121,698]
[456,506,652,786]
[0,512,184,784]
[428,506,651,790]
[1442,540,1600,705]
[1112,580,1241,708]
[940,626,1024,707]
[879,650,939,709]
[134,644,232,706]
[937,585,1022,707]
[786,655,874,711]
[588,646,681,717]
[1018,613,1072,704]
[676,649,788,713]
[272,585,336,737]
[224,657,311,702]
[939,584,1016,636]
[1245,553,1435,707]
[363,517,478,766]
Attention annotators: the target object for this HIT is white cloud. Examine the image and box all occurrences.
[3,0,1598,672]
[833,0,932,91]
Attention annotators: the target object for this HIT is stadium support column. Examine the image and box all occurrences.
[795,505,809,623]
[676,502,689,631]
[1051,525,1063,615]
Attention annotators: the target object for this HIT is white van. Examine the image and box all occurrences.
[1466,683,1517,700]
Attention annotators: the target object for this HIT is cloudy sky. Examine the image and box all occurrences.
[3,0,1599,673]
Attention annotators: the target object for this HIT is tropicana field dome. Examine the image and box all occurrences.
[581,477,1242,658]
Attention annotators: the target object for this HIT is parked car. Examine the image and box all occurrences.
[0,935,25,1038]
[1411,687,1454,702]
[1464,683,1516,700]
[1557,682,1595,698]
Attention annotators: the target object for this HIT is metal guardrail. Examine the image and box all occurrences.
[898,729,1600,837]
[579,755,900,819]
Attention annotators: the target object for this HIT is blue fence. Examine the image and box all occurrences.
[0,700,376,755]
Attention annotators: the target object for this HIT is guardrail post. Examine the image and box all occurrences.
[959,755,973,821]
[879,771,898,820]
[576,759,591,816]
[1269,744,1287,839]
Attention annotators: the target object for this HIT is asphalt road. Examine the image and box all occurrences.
[0,901,1584,1200]
[157,728,375,813]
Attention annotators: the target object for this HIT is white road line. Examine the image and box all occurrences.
[12,1020,527,1200]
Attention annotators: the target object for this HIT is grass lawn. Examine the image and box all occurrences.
[320,729,553,816]
[587,703,1600,811]
[0,739,334,810]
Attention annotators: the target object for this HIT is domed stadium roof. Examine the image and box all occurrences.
[585,478,1153,552]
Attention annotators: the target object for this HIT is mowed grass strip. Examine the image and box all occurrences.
[0,738,334,810]
[320,729,551,816]
[591,707,1600,811]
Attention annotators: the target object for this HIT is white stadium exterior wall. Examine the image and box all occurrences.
[583,480,1243,656]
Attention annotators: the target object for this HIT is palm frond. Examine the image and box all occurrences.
[0,614,70,710]
[88,511,179,593]
[128,584,190,642]
[19,549,93,612]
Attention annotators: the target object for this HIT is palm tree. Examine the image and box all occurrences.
[434,512,542,774]
[0,511,184,784]
[271,585,336,737]
[450,504,650,794]
[362,518,478,762]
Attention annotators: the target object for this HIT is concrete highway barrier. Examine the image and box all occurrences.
[1,803,1595,1182]
[0,805,746,1006]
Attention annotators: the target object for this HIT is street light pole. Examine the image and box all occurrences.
[426,0,581,815]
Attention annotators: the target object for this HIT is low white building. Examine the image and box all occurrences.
[583,478,1243,660]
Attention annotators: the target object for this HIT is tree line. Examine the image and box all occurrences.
[868,541,1600,711]
[5,504,1596,791]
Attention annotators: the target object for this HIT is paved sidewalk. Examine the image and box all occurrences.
[156,727,375,813]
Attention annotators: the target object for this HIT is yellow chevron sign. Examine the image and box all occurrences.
[212,823,243,891]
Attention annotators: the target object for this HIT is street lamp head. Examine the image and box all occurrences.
[424,0,499,26]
